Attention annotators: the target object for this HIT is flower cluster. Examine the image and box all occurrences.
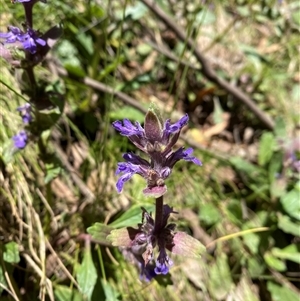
[0,26,46,54]
[109,106,205,280]
[113,109,201,197]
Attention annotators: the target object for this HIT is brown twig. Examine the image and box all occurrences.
[140,0,275,130]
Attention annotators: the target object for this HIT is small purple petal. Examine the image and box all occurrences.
[115,162,145,192]
[154,262,169,275]
[116,173,134,193]
[112,119,144,137]
[168,147,202,167]
[154,251,173,275]
[123,152,150,166]
[12,131,28,149]
[163,114,189,135]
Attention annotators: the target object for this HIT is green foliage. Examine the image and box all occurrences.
[76,245,98,301]
[0,0,299,300]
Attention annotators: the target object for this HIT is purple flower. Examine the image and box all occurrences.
[12,131,28,149]
[107,205,206,280]
[113,108,202,196]
[0,26,24,43]
[17,103,32,124]
[0,26,46,54]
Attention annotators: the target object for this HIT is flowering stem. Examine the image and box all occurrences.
[154,195,164,234]
[23,3,34,28]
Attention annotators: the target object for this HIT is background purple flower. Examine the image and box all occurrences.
[17,103,32,124]
[0,26,46,54]
[12,131,28,149]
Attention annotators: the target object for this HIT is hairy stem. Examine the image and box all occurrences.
[154,195,164,233]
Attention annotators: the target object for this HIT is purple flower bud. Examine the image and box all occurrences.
[17,103,32,124]
[12,131,28,149]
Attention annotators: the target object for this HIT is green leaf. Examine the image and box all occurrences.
[267,281,299,301]
[272,244,300,264]
[230,157,266,182]
[274,117,286,138]
[3,242,20,263]
[101,280,120,301]
[0,266,7,295]
[198,203,221,226]
[44,163,62,184]
[247,257,266,278]
[87,223,113,246]
[264,251,286,272]
[278,214,300,236]
[280,189,300,220]
[258,132,275,166]
[208,254,233,300]
[109,204,154,228]
[125,3,148,20]
[54,285,83,301]
[76,246,97,301]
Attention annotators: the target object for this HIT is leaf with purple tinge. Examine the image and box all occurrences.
[168,231,206,258]
[107,227,140,247]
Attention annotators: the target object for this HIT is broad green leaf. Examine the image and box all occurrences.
[87,223,113,246]
[243,233,260,255]
[278,214,300,236]
[280,189,300,221]
[267,281,299,301]
[101,280,120,301]
[3,242,20,263]
[264,251,286,272]
[272,244,300,264]
[54,285,82,301]
[258,132,275,166]
[76,246,97,301]
[109,204,154,228]
[208,254,233,300]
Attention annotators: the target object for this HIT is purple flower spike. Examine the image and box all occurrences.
[113,108,202,195]
[17,103,32,124]
[12,131,28,149]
